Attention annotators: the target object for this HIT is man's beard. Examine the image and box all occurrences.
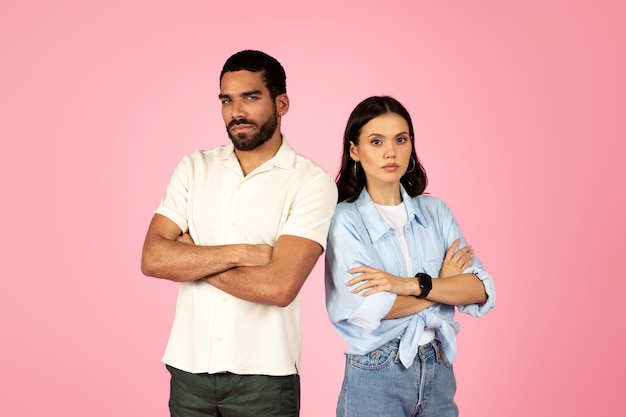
[227,109,279,151]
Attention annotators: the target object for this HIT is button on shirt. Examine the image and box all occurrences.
[325,187,496,368]
[156,140,337,375]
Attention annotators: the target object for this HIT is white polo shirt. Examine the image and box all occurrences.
[155,140,337,375]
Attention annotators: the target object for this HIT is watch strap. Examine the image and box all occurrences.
[415,272,432,299]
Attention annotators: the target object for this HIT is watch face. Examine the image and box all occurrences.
[417,273,432,288]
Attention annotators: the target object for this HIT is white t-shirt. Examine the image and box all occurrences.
[376,202,435,346]
[155,140,337,375]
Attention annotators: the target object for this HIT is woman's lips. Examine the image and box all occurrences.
[383,163,400,172]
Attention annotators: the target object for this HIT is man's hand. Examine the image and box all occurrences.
[176,232,273,267]
[238,244,273,267]
[204,235,321,307]
[141,214,274,282]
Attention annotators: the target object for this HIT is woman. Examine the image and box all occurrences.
[325,96,496,417]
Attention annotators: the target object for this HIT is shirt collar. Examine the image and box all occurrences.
[399,186,430,228]
[270,138,297,169]
[217,137,296,170]
[354,185,430,242]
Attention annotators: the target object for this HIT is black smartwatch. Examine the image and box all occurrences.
[415,272,432,299]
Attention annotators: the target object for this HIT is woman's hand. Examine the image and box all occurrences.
[439,238,473,278]
[346,266,417,297]
[346,238,474,297]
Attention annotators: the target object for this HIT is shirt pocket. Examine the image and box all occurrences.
[419,259,443,278]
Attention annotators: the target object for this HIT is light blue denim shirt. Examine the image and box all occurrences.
[325,187,496,368]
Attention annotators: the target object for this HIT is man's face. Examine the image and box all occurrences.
[219,70,279,151]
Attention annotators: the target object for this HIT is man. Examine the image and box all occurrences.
[141,50,338,417]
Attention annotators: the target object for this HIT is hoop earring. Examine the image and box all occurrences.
[406,157,416,174]
[353,160,361,176]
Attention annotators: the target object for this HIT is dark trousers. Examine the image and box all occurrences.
[166,365,300,417]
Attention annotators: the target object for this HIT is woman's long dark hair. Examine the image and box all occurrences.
[336,96,428,202]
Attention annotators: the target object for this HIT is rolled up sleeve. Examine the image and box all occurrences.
[325,212,395,336]
[458,263,496,316]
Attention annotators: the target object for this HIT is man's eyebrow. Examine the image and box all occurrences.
[218,90,264,100]
[241,89,263,97]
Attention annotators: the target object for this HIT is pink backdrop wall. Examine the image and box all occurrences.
[2,1,624,416]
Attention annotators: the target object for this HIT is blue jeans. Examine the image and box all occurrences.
[166,365,300,417]
[336,338,458,417]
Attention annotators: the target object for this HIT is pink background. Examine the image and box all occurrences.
[1,1,624,416]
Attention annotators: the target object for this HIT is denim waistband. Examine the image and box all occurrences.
[417,338,443,362]
[387,336,443,363]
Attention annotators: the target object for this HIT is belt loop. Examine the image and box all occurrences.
[432,339,442,363]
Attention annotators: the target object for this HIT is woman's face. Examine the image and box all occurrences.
[350,112,413,190]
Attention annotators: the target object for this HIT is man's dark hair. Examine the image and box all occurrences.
[336,96,428,203]
[220,50,287,99]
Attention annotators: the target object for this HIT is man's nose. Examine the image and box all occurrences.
[231,99,245,119]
